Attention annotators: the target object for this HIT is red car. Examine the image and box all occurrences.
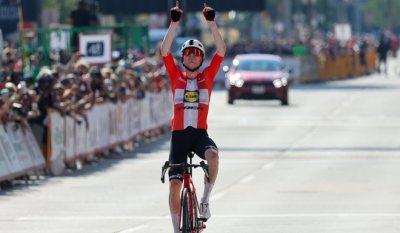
[224,54,291,105]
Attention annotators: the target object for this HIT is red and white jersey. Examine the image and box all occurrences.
[163,53,224,131]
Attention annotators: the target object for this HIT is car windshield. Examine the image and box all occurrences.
[235,59,281,71]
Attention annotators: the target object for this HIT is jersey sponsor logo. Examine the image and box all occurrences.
[184,91,199,103]
[178,106,204,111]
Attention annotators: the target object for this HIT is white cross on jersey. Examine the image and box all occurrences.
[173,79,209,128]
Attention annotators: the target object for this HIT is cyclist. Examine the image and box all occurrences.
[160,2,226,232]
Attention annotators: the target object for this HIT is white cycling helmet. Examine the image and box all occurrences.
[181,39,205,56]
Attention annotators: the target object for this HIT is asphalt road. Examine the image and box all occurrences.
[1,72,400,233]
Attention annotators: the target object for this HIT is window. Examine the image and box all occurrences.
[235,60,281,71]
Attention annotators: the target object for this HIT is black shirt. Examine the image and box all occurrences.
[70,8,92,27]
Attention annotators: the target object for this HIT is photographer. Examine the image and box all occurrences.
[28,69,60,156]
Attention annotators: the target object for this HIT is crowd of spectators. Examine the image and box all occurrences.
[0,44,169,157]
[224,31,397,62]
[1,25,398,159]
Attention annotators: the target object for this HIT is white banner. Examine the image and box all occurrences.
[65,116,76,161]
[50,31,68,51]
[0,125,21,176]
[140,97,151,132]
[49,112,65,163]
[6,125,32,172]
[108,103,118,145]
[23,129,45,169]
[334,23,352,42]
[75,115,87,156]
[86,109,97,154]
[0,129,11,179]
[121,100,131,142]
[0,123,45,181]
[79,33,112,65]
[1,91,175,180]
[130,98,141,138]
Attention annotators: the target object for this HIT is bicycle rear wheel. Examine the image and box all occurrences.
[181,188,191,233]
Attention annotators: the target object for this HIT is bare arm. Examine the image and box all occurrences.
[207,21,226,57]
[160,1,183,57]
[203,4,226,57]
[160,22,179,57]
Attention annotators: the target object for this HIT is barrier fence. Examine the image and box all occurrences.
[1,90,173,181]
[0,124,46,182]
[300,50,377,83]
[0,50,380,183]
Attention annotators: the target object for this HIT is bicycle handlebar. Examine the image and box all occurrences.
[161,161,210,183]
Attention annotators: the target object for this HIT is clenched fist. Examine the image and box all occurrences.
[170,1,183,22]
[202,3,215,21]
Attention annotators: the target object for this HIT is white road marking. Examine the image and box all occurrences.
[16,213,400,222]
[214,213,400,218]
[262,161,275,170]
[239,175,255,184]
[16,216,169,221]
[116,225,148,233]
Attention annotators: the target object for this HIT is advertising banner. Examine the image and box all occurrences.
[0,131,11,179]
[130,98,141,137]
[79,33,112,65]
[0,123,45,181]
[8,126,34,171]
[65,116,76,161]
[0,125,21,175]
[75,115,87,156]
[23,129,45,168]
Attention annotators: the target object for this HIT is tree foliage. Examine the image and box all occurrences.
[363,0,400,30]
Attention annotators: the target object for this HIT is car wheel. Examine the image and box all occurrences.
[228,91,235,105]
[280,90,289,106]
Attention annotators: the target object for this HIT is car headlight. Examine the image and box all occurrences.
[229,73,244,87]
[281,77,288,86]
[235,79,244,87]
[273,79,283,88]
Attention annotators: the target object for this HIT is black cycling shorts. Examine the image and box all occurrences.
[168,126,218,181]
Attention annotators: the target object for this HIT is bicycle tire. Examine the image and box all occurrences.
[192,193,201,233]
[181,188,191,233]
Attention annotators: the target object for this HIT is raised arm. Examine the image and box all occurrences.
[160,1,183,57]
[203,4,226,57]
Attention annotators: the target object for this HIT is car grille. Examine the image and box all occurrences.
[243,80,274,88]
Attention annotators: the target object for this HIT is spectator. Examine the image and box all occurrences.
[89,66,107,103]
[28,69,58,155]
[359,38,368,72]
[89,1,101,26]
[376,32,391,74]
[68,0,95,51]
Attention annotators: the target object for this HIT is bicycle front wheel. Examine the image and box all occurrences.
[192,193,201,233]
[181,188,191,233]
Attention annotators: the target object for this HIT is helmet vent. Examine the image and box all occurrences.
[189,40,194,45]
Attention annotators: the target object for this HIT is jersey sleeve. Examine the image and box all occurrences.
[162,53,180,85]
[203,53,224,84]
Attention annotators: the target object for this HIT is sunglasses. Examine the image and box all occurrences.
[183,48,203,57]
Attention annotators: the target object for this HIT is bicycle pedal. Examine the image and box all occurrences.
[198,217,208,222]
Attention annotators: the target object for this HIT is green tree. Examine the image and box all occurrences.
[363,0,400,31]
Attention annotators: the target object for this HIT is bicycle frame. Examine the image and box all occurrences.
[161,153,209,233]
[181,172,204,233]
